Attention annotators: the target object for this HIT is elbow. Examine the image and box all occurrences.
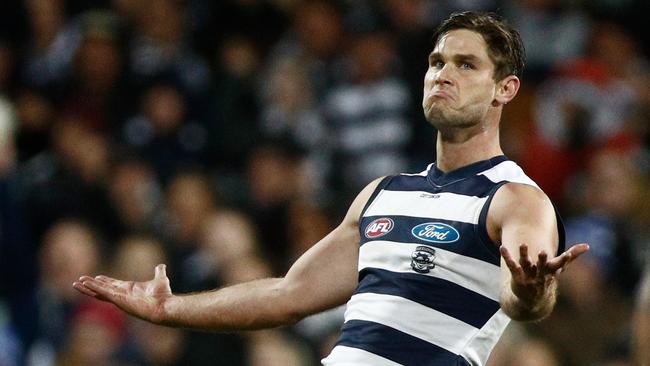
[502,306,552,322]
[501,295,555,322]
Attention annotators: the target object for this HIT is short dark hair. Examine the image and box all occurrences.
[432,11,526,81]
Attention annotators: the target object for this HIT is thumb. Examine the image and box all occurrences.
[154,264,167,280]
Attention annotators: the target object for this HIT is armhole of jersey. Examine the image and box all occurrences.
[553,204,567,256]
[476,181,508,261]
[477,182,567,258]
[358,175,394,222]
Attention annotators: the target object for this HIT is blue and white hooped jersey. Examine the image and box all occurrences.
[322,155,565,366]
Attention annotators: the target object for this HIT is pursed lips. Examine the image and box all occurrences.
[430,89,455,101]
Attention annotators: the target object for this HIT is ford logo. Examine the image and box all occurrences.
[411,222,460,243]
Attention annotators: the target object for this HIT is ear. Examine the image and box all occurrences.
[493,75,520,106]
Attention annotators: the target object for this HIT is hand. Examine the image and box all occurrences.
[500,243,590,305]
[73,264,173,324]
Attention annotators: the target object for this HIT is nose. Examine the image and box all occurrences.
[434,64,453,86]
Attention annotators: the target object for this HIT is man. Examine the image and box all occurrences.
[74,11,589,366]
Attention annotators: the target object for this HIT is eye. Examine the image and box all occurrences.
[460,62,473,70]
[430,59,444,68]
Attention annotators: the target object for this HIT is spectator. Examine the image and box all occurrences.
[13,88,54,162]
[121,80,208,182]
[55,301,126,366]
[259,56,330,196]
[28,219,102,365]
[21,0,81,93]
[107,157,162,236]
[322,30,411,193]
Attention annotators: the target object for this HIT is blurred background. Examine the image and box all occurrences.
[0,0,649,365]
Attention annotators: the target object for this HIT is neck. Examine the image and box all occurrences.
[435,119,503,172]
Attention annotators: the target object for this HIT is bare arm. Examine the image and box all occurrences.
[73,177,384,331]
[487,183,589,321]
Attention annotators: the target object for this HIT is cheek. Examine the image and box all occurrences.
[423,69,435,88]
[462,82,494,104]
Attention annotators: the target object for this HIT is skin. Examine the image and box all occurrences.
[74,29,589,329]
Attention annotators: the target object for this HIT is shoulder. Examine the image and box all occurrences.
[491,183,554,223]
[480,160,539,188]
[487,182,558,247]
[343,176,390,225]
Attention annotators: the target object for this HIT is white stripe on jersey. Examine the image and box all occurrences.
[359,241,501,301]
[399,163,433,176]
[479,161,539,188]
[344,293,477,355]
[363,190,488,224]
[322,345,403,366]
[460,309,511,365]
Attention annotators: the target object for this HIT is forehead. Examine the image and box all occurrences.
[433,29,490,60]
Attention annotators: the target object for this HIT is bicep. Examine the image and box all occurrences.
[490,184,559,265]
[281,177,385,315]
[282,222,360,312]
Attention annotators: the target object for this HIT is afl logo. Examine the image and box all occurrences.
[411,222,460,243]
[365,218,394,239]
[411,246,436,273]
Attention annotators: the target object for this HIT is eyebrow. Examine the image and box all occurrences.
[429,52,482,64]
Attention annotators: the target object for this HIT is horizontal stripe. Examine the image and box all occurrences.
[322,345,403,366]
[364,190,488,225]
[356,268,501,328]
[344,293,477,355]
[359,216,501,265]
[333,320,470,366]
[460,309,511,365]
[358,240,501,301]
[338,118,410,152]
[388,173,499,197]
[479,161,538,187]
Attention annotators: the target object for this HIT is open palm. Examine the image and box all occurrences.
[500,243,590,302]
[73,264,173,324]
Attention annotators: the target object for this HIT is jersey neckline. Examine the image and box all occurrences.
[427,155,509,187]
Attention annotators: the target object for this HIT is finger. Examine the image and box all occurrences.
[518,244,536,276]
[567,243,590,258]
[500,246,523,275]
[73,281,99,297]
[546,251,573,273]
[95,275,120,284]
[547,243,590,273]
[95,275,131,290]
[537,251,548,275]
[82,279,122,302]
[155,264,167,280]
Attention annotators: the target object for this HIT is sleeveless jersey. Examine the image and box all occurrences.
[322,156,565,366]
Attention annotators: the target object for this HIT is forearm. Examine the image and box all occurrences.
[500,276,557,322]
[158,278,308,331]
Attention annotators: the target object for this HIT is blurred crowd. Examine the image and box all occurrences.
[0,0,649,365]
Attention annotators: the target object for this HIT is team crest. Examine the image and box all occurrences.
[365,218,394,239]
[411,246,436,273]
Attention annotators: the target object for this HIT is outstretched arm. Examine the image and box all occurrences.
[73,178,384,331]
[487,183,589,321]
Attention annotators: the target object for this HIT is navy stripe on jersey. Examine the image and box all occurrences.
[357,268,501,328]
[476,182,567,257]
[428,155,509,187]
[337,320,471,366]
[360,216,501,266]
[385,173,502,198]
